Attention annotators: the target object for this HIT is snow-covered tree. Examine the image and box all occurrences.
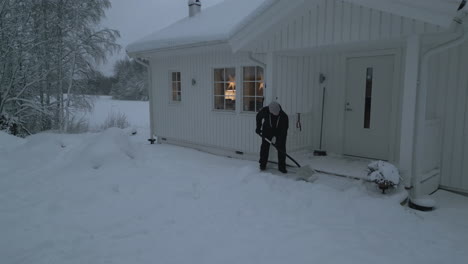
[111,58,148,101]
[0,0,120,135]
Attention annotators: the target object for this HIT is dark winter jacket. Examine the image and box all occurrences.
[256,106,289,139]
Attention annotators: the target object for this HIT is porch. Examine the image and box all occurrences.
[261,37,447,198]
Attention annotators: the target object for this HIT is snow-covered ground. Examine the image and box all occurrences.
[1,97,468,264]
[83,95,149,130]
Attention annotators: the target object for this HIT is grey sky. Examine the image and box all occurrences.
[99,0,224,76]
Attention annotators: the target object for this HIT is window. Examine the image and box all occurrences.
[242,66,264,112]
[214,68,236,110]
[364,67,373,129]
[171,72,181,102]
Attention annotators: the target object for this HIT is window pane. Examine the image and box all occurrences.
[243,97,255,112]
[177,82,182,92]
[225,68,236,83]
[243,67,256,81]
[225,89,236,101]
[214,69,225,82]
[172,72,177,82]
[256,67,264,81]
[177,72,181,82]
[214,96,224,110]
[172,92,178,101]
[172,82,177,93]
[225,98,236,111]
[214,83,225,96]
[256,97,264,112]
[364,67,373,129]
[243,82,255,96]
[256,82,264,96]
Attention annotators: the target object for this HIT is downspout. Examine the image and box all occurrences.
[248,51,266,68]
[411,10,468,202]
[134,57,156,144]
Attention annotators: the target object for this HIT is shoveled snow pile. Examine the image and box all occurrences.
[1,130,467,264]
[69,128,136,170]
[368,160,401,185]
[0,131,25,151]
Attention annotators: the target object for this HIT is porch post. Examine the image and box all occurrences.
[265,51,275,103]
[399,35,421,189]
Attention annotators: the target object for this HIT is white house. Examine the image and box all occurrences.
[127,0,468,199]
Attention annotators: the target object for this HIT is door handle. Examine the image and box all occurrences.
[345,102,352,112]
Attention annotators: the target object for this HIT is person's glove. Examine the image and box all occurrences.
[255,128,261,135]
[271,137,276,144]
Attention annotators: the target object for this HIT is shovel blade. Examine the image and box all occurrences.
[294,165,318,182]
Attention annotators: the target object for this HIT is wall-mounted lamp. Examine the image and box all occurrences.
[319,73,326,84]
[192,78,197,86]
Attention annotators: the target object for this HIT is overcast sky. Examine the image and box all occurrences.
[98,0,224,76]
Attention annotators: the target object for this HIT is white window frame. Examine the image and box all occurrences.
[169,71,182,103]
[241,66,265,112]
[213,67,237,111]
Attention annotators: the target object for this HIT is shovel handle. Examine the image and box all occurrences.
[257,132,302,168]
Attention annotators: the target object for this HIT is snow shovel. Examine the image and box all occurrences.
[257,133,317,182]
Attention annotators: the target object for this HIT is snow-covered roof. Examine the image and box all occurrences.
[126,0,275,55]
[127,0,466,56]
[342,0,463,27]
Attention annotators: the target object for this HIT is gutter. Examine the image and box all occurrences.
[410,7,468,202]
[134,57,156,144]
[127,40,229,58]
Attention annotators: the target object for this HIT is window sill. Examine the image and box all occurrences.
[239,111,257,116]
[211,110,237,115]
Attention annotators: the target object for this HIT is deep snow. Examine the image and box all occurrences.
[1,97,468,264]
[84,96,149,130]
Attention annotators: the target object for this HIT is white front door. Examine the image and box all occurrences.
[344,55,395,160]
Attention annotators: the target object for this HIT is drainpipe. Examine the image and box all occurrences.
[411,11,468,205]
[248,51,266,68]
[134,57,156,144]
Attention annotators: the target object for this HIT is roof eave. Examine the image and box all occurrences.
[127,40,230,58]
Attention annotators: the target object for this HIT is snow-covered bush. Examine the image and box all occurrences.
[100,111,130,130]
[368,161,401,193]
[0,114,21,136]
[65,116,89,134]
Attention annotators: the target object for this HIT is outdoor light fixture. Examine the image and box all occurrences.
[319,73,326,84]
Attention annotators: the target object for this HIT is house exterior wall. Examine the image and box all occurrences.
[149,47,268,159]
[274,48,404,161]
[427,40,468,194]
[148,45,404,160]
[246,0,442,53]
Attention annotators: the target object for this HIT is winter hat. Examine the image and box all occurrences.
[268,101,281,116]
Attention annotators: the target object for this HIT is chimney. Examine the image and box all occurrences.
[188,0,201,17]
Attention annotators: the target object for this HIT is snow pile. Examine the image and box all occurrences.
[71,128,136,170]
[368,160,401,185]
[0,131,24,151]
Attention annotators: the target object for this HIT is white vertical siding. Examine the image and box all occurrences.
[427,41,468,193]
[250,0,441,53]
[273,52,350,154]
[150,48,266,156]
